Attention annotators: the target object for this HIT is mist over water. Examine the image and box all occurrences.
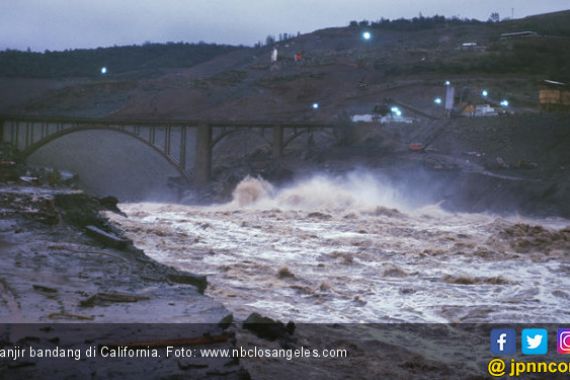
[110,171,570,323]
[229,173,407,211]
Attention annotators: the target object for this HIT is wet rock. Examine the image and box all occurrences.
[79,292,150,307]
[369,206,402,218]
[99,195,125,215]
[54,193,106,228]
[0,191,59,224]
[382,264,408,277]
[32,284,58,297]
[218,313,234,329]
[442,275,510,285]
[289,285,313,295]
[307,212,332,220]
[353,295,367,306]
[48,312,94,321]
[168,272,208,293]
[399,287,416,295]
[330,251,354,265]
[242,312,295,341]
[33,198,60,225]
[277,266,295,278]
[85,225,131,249]
[496,223,570,254]
[552,290,570,300]
[472,248,494,258]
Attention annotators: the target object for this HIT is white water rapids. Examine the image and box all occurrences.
[110,173,570,323]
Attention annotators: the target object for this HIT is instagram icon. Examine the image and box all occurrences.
[558,329,570,354]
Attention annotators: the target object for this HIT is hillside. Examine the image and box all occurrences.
[0,42,244,78]
[0,11,569,120]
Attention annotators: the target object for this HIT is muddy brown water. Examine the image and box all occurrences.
[111,174,570,323]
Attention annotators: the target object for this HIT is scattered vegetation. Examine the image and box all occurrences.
[349,15,483,31]
[378,38,570,80]
[349,11,570,36]
[254,32,300,48]
[0,42,243,78]
[193,70,248,88]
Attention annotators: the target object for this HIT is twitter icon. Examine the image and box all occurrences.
[522,328,548,355]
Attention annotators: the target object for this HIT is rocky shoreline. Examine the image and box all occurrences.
[0,148,257,378]
[0,185,220,323]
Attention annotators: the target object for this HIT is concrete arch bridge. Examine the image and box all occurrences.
[0,115,335,185]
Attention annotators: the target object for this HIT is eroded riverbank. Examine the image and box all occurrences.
[0,186,226,323]
[0,184,252,379]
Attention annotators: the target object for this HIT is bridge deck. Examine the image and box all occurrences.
[0,114,333,129]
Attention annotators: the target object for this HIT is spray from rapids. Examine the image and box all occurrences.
[112,172,570,323]
[229,173,407,212]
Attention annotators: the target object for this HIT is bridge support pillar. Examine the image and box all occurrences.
[272,126,284,159]
[195,124,212,185]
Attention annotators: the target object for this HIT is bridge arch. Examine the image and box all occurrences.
[211,127,271,149]
[20,125,191,181]
[283,129,313,150]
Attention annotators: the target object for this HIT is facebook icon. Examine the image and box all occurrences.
[491,328,516,355]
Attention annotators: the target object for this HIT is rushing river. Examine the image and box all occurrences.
[110,173,570,323]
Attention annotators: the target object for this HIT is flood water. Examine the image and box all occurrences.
[110,173,570,323]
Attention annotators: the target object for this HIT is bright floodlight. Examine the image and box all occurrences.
[434,97,443,105]
[312,102,319,110]
[445,80,451,86]
[500,100,509,107]
[390,106,402,116]
[100,67,107,75]
[362,31,372,40]
[481,89,488,97]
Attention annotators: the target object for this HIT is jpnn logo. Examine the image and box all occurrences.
[490,329,516,355]
[558,328,570,354]
[522,328,548,355]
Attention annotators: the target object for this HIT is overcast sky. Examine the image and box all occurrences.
[1,0,568,51]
